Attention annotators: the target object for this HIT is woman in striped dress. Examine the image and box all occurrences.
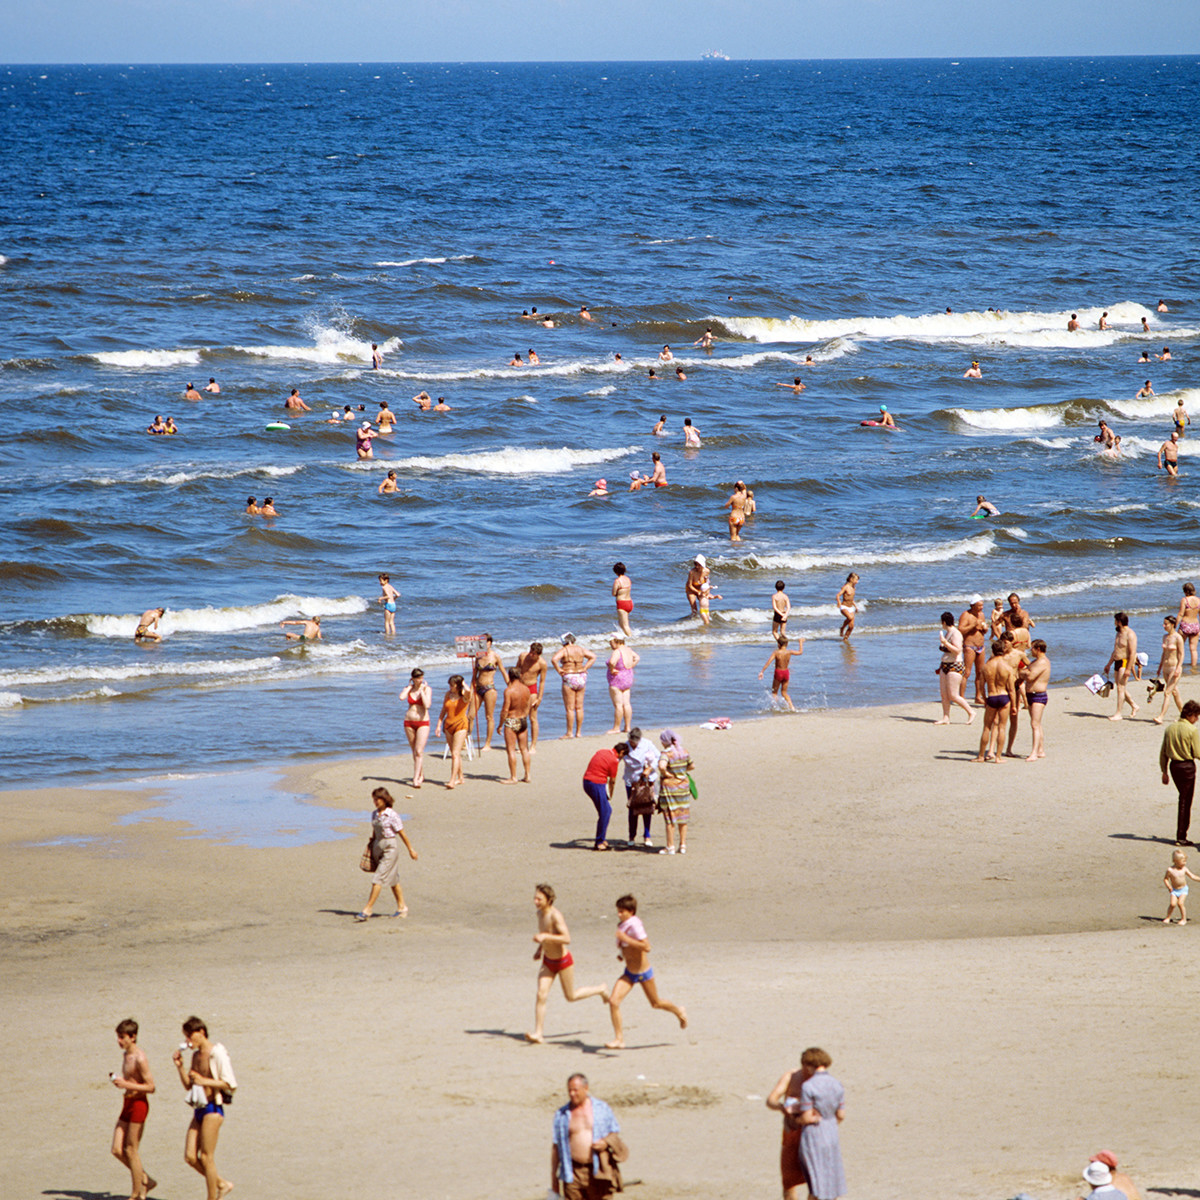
[656,728,693,856]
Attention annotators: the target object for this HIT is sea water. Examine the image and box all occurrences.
[1,58,1197,784]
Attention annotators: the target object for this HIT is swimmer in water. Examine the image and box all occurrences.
[134,607,165,642]
[1142,316,1151,333]
[658,345,674,363]
[281,616,322,642]
[963,360,982,379]
[580,305,594,321]
[837,573,859,640]
[147,415,167,435]
[1098,311,1109,330]
[614,353,623,364]
[649,452,667,487]
[356,421,374,459]
[245,496,260,514]
[1066,313,1080,332]
[588,478,609,498]
[683,418,701,448]
[1158,299,1169,313]
[1136,380,1155,398]
[804,355,815,366]
[204,378,220,393]
[972,495,1000,518]
[433,396,451,411]
[775,377,806,393]
[528,349,540,365]
[376,401,396,432]
[184,383,202,401]
[648,368,658,381]
[876,405,896,428]
[371,343,382,369]
[693,327,714,349]
[509,352,524,367]
[1159,346,1172,361]
[412,391,432,411]
[378,470,399,494]
[652,415,667,436]
[285,388,310,411]
[260,496,276,516]
[342,405,355,421]
[674,365,687,381]
[1139,351,1151,363]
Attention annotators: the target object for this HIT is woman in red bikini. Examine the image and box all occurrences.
[403,668,433,787]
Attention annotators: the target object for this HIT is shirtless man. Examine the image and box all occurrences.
[378,470,399,494]
[499,668,532,784]
[184,383,202,401]
[963,360,982,379]
[877,405,896,428]
[526,884,609,1044]
[605,893,687,1049]
[1104,612,1139,720]
[1002,593,1034,635]
[1172,399,1189,437]
[284,388,310,411]
[652,415,667,435]
[1137,379,1155,398]
[1095,419,1116,449]
[111,1018,156,1200]
[658,345,674,363]
[172,1016,236,1200]
[685,556,708,616]
[433,396,451,411]
[259,496,276,516]
[245,497,260,514]
[974,640,1017,763]
[1159,346,1172,361]
[579,305,594,322]
[281,616,321,642]
[1022,639,1051,760]
[134,607,165,642]
[774,377,806,393]
[766,1057,810,1200]
[471,634,504,750]
[693,327,714,348]
[836,573,859,640]
[552,633,595,739]
[550,1074,620,1200]
[509,352,524,367]
[378,573,400,635]
[517,641,549,749]
[649,452,667,487]
[999,631,1028,757]
[958,596,988,704]
[204,378,220,394]
[611,563,633,638]
[1067,313,1080,332]
[1158,300,1170,313]
[1159,431,1180,476]
[371,343,382,369]
[674,365,687,381]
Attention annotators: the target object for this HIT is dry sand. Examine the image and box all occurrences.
[4,686,1200,1199]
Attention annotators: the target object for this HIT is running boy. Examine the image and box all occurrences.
[605,894,687,1049]
[111,1018,156,1200]
[525,884,609,1044]
[760,635,803,712]
[771,580,790,636]
[1164,849,1200,925]
[836,573,859,641]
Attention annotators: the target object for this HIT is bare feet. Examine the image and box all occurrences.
[1025,754,1039,762]
[525,1032,544,1043]
[217,1183,234,1200]
[972,755,986,763]
[934,717,950,726]
[500,778,518,785]
[677,1008,688,1029]
[603,1039,625,1049]
[1164,916,1173,923]
[1109,714,1124,721]
[1154,715,1165,724]
[480,745,491,753]
[1180,918,1188,925]
[965,714,975,726]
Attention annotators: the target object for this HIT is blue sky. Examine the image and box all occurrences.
[4,0,1197,62]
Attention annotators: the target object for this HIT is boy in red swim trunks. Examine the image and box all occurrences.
[526,884,609,1043]
[111,1017,157,1200]
[759,635,803,712]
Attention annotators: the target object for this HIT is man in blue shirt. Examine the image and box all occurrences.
[551,1074,620,1200]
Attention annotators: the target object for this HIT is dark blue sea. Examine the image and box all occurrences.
[2,58,1198,785]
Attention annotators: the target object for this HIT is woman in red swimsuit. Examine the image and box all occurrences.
[403,668,433,787]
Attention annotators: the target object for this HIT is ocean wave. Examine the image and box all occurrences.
[1107,387,1200,420]
[0,656,283,689]
[725,534,994,573]
[1029,436,1077,449]
[373,254,475,267]
[232,324,402,365]
[0,691,22,708]
[346,445,640,476]
[721,300,1154,345]
[1107,435,1200,461]
[587,385,617,396]
[84,464,302,487]
[78,594,368,638]
[89,348,203,368]
[947,405,1065,431]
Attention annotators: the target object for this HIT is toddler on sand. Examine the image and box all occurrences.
[1163,849,1200,925]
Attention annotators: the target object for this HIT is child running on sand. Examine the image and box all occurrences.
[605,894,687,1049]
[760,636,802,711]
[1163,849,1200,924]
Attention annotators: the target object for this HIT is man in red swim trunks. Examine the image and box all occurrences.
[517,641,549,749]
[111,1017,157,1200]
[526,884,610,1044]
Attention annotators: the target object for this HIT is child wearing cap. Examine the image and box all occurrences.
[588,479,609,498]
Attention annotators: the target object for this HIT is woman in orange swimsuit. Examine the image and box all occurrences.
[403,668,433,787]
[435,674,470,789]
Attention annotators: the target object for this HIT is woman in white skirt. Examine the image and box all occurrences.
[356,787,418,921]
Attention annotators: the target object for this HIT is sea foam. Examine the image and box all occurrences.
[731,534,995,572]
[81,594,368,639]
[90,348,203,368]
[351,445,640,476]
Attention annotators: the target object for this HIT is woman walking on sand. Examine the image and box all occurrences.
[605,635,638,734]
[402,668,433,788]
[356,787,418,921]
[1154,616,1185,725]
[797,1047,846,1200]
[435,674,470,788]
[1178,583,1200,667]
[656,729,694,855]
[936,611,974,725]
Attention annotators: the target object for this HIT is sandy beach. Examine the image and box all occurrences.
[6,685,1200,1200]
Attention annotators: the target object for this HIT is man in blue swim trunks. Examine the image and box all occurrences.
[974,640,1017,764]
[604,894,687,1049]
[378,573,400,636]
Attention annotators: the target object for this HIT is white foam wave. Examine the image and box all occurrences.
[587,385,617,396]
[373,254,473,267]
[1108,387,1200,420]
[1030,436,1076,449]
[84,464,302,487]
[82,594,368,638]
[1108,436,1200,461]
[0,255,8,266]
[1000,527,1028,539]
[346,445,639,476]
[731,534,994,573]
[0,657,282,689]
[90,348,203,368]
[716,601,868,623]
[724,300,1154,345]
[0,691,22,707]
[1102,503,1150,514]
[950,405,1064,431]
[232,327,402,365]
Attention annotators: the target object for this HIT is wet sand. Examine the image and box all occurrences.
[5,687,1200,1199]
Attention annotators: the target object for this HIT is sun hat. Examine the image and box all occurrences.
[595,479,607,488]
[1089,1152,1119,1169]
[1083,1163,1112,1187]
[694,554,706,566]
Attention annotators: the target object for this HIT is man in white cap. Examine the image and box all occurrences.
[1079,1158,1125,1200]
[958,596,989,706]
[685,556,708,616]
[1085,1151,1139,1200]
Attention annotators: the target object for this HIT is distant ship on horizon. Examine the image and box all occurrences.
[700,50,731,61]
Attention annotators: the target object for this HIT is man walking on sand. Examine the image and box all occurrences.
[111,1018,157,1200]
[1104,612,1139,720]
[1160,699,1200,846]
[526,885,609,1044]
[605,893,687,1049]
[551,1074,622,1200]
[499,668,532,783]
